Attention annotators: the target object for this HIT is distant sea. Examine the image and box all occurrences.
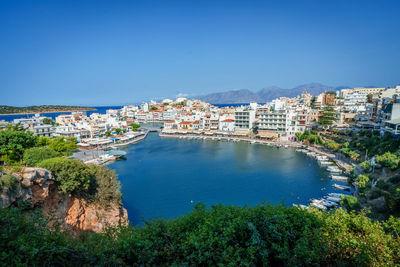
[0,106,123,122]
[0,103,253,122]
[213,103,258,107]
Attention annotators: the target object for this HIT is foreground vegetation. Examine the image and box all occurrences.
[0,127,121,208]
[1,204,399,266]
[0,105,95,115]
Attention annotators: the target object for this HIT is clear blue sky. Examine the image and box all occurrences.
[1,0,399,106]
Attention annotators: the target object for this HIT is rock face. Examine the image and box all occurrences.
[0,168,128,233]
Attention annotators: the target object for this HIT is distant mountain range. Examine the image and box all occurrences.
[195,83,349,104]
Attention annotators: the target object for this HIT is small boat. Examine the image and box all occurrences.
[333,184,351,191]
[310,202,327,210]
[328,193,345,198]
[331,175,348,182]
[326,196,341,203]
[321,200,337,208]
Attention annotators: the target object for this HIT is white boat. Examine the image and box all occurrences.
[321,200,337,208]
[331,175,348,182]
[319,161,332,166]
[333,184,351,191]
[310,202,327,210]
[328,193,345,198]
[326,196,341,203]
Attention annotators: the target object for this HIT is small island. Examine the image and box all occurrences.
[0,105,96,115]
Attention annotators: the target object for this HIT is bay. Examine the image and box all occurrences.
[108,132,338,225]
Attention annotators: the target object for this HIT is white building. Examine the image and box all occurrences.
[234,107,255,131]
[219,119,235,132]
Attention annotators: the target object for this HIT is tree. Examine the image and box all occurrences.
[115,128,122,135]
[38,157,92,194]
[37,136,52,146]
[87,165,122,208]
[48,137,78,155]
[340,195,361,211]
[23,146,60,166]
[129,123,140,131]
[376,152,399,170]
[150,106,157,111]
[105,131,111,137]
[0,130,37,163]
[42,118,57,125]
[367,93,373,103]
[5,122,26,132]
[356,174,370,191]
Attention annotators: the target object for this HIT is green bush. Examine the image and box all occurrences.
[0,130,37,163]
[87,165,122,208]
[340,147,360,161]
[23,146,60,166]
[360,160,371,172]
[48,137,78,155]
[376,152,400,170]
[38,158,92,195]
[0,174,18,192]
[324,139,341,151]
[340,195,361,211]
[1,205,399,266]
[356,174,370,190]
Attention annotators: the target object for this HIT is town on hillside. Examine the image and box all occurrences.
[2,85,400,146]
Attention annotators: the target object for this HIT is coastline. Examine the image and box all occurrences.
[0,108,96,116]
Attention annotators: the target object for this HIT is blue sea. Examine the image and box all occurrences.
[108,132,344,225]
[0,106,123,122]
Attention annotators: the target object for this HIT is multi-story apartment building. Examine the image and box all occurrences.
[31,125,55,137]
[234,108,255,131]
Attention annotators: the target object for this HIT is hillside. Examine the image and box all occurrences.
[196,83,348,104]
[0,105,95,115]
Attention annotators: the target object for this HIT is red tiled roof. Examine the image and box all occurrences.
[166,120,175,123]
[193,120,200,124]
[179,121,192,125]
[221,119,234,122]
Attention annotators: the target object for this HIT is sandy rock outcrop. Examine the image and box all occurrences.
[0,167,128,233]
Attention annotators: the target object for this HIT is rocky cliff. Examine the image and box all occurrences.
[0,168,128,233]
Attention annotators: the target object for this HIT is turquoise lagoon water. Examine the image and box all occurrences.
[108,132,339,225]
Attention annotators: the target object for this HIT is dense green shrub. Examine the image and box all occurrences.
[360,160,371,172]
[1,205,399,266]
[23,146,60,166]
[0,174,18,192]
[324,139,341,151]
[38,158,92,194]
[129,123,141,131]
[87,165,122,208]
[36,136,52,146]
[48,137,78,155]
[296,131,323,145]
[356,174,370,191]
[340,147,360,161]
[0,207,95,266]
[376,152,400,170]
[316,209,400,265]
[0,130,37,163]
[340,195,361,211]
